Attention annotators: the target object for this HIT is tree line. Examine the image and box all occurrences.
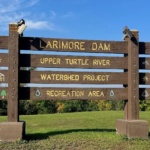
[0,99,149,115]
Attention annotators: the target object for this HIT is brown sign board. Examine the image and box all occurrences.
[19,87,127,100]
[0,36,8,49]
[139,42,150,54]
[20,37,128,54]
[20,54,128,69]
[0,54,8,66]
[19,71,127,84]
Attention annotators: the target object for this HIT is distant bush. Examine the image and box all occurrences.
[19,100,38,115]
[1,99,149,115]
[58,100,99,113]
[37,100,57,114]
[139,100,147,111]
[19,100,57,115]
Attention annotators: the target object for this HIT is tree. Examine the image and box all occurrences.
[0,90,6,99]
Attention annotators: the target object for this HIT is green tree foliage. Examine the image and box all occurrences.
[59,100,99,113]
[145,100,150,111]
[37,100,57,114]
[19,100,38,115]
[139,100,148,111]
[2,99,150,116]
[19,100,57,115]
[97,100,124,111]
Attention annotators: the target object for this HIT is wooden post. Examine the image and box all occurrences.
[116,29,149,139]
[7,23,20,122]
[124,30,139,120]
[0,23,25,142]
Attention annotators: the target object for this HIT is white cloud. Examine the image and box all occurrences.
[0,0,39,13]
[62,12,73,19]
[0,0,56,33]
[50,10,57,19]
[25,0,39,7]
[26,20,54,30]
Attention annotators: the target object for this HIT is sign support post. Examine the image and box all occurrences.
[116,29,149,139]
[0,23,25,142]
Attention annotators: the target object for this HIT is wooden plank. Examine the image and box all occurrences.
[0,54,8,66]
[20,54,128,69]
[140,88,150,100]
[19,87,128,100]
[139,42,150,54]
[20,37,128,54]
[0,36,8,49]
[19,71,128,84]
[0,70,8,83]
[139,73,150,84]
[0,88,7,100]
[139,58,150,69]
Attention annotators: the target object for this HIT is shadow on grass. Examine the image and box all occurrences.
[25,128,116,141]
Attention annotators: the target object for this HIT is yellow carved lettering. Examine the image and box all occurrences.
[93,59,110,66]
[41,74,79,81]
[46,90,84,97]
[68,42,73,49]
[98,43,103,50]
[65,58,89,66]
[61,41,67,49]
[104,43,110,50]
[41,74,47,80]
[88,91,104,97]
[40,40,45,48]
[46,41,52,48]
[74,42,80,49]
[41,40,85,51]
[92,42,110,51]
[53,40,58,49]
[40,58,61,64]
[92,42,97,51]
[106,60,110,65]
[80,42,85,50]
[83,74,109,81]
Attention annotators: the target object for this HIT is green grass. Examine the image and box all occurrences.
[0,111,150,150]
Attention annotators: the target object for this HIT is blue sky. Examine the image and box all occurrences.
[0,0,150,41]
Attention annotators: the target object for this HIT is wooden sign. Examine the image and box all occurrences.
[19,87,127,100]
[0,36,8,49]
[1,25,150,141]
[0,54,8,66]
[19,71,127,84]
[20,54,128,69]
[20,37,128,53]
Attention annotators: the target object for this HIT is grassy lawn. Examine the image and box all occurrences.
[0,111,150,150]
